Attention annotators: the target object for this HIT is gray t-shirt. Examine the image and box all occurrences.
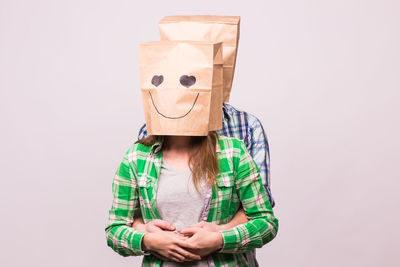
[156,160,209,267]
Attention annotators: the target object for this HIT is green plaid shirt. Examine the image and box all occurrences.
[105,135,278,267]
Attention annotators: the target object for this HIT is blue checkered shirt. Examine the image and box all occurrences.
[137,103,274,207]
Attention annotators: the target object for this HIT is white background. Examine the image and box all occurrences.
[1,0,399,266]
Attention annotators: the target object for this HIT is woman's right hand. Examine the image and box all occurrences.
[142,231,201,262]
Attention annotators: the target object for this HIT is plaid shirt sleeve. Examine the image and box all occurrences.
[105,148,147,256]
[219,141,278,253]
[137,123,148,140]
[248,116,275,207]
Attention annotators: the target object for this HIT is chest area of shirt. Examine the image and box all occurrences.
[136,157,239,223]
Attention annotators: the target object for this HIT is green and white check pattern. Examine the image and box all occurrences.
[105,135,278,267]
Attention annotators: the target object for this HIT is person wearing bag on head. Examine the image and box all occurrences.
[105,40,278,267]
[133,16,275,266]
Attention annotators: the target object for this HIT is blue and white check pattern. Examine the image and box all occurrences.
[138,103,275,207]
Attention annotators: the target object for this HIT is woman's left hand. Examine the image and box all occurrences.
[179,227,223,257]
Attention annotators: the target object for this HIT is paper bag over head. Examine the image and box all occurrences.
[139,41,223,136]
[159,15,240,102]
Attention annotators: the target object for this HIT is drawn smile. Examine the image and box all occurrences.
[149,91,200,119]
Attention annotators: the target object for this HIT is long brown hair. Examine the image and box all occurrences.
[136,132,219,192]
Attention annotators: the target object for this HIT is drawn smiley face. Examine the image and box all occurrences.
[149,74,199,119]
[139,41,223,136]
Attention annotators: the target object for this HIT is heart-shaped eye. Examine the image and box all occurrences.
[180,75,196,88]
[151,75,164,87]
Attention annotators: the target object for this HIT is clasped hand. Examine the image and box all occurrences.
[139,219,224,262]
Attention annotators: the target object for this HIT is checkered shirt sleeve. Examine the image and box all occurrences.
[219,140,278,253]
[105,148,147,256]
[247,115,275,207]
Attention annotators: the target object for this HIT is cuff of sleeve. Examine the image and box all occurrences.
[131,230,147,255]
[218,228,239,253]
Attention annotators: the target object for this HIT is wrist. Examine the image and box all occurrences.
[134,223,146,232]
[214,232,224,250]
[220,222,231,231]
[142,233,153,251]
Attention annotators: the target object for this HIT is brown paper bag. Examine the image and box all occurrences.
[158,15,240,102]
[139,41,223,136]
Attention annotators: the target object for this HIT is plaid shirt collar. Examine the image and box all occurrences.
[149,140,162,154]
[149,138,222,154]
